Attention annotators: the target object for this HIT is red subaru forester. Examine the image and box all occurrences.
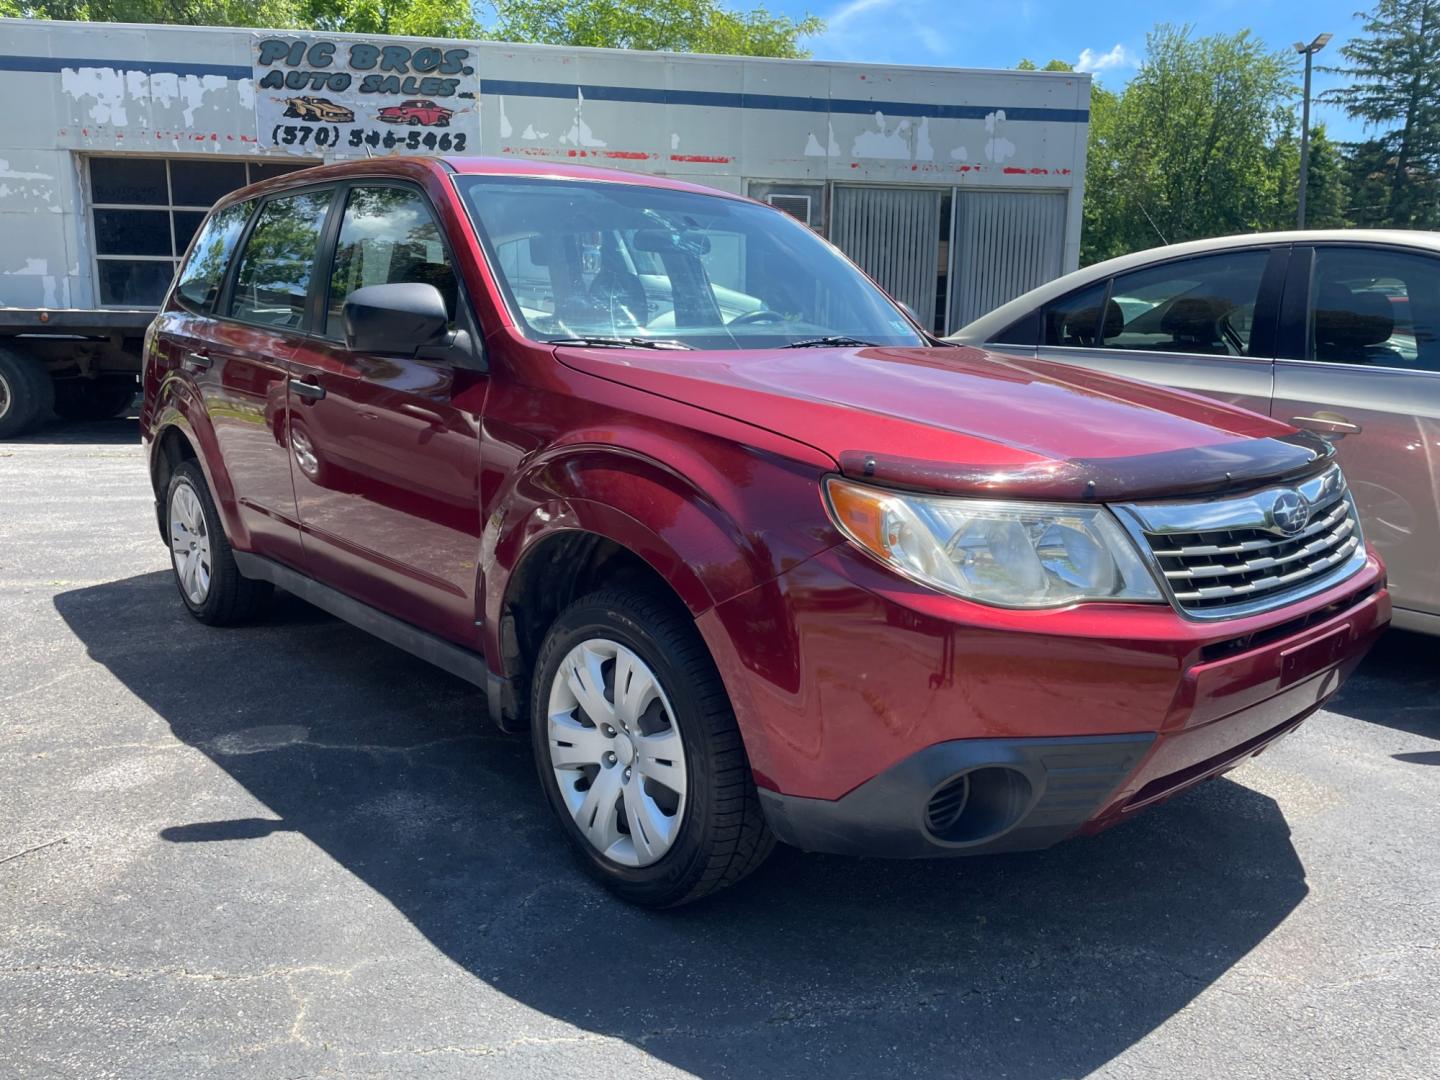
[141,157,1389,906]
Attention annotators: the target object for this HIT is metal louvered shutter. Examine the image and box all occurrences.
[949,190,1067,330]
[830,186,942,331]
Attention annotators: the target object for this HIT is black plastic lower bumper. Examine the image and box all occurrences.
[758,733,1156,858]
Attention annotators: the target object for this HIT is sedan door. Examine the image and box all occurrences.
[1272,244,1440,624]
[285,182,488,647]
[1015,246,1287,417]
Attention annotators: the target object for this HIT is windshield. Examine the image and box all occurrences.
[454,176,925,350]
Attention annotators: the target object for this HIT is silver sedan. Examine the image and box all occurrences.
[950,230,1440,635]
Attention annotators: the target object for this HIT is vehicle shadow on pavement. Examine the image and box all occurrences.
[1324,629,1439,740]
[13,415,140,446]
[57,571,1313,1079]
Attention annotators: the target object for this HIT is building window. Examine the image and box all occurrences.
[746,181,827,233]
[87,156,317,307]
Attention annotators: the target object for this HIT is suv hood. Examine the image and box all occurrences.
[555,344,1332,500]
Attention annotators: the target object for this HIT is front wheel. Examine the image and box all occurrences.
[165,460,271,625]
[531,588,774,907]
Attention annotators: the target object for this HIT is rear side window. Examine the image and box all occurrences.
[1103,251,1269,357]
[1042,281,1109,347]
[227,189,333,330]
[325,186,457,338]
[1309,247,1440,372]
[174,201,252,311]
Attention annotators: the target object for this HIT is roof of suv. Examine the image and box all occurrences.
[225,154,752,207]
[445,155,747,197]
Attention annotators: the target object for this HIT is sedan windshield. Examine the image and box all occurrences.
[455,176,925,350]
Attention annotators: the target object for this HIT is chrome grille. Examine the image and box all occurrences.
[1115,466,1365,618]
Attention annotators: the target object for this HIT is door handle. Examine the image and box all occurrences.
[289,378,326,402]
[182,351,212,373]
[1291,414,1362,437]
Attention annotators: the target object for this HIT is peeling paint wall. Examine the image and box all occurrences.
[0,17,1089,311]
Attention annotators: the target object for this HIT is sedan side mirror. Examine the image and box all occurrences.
[343,283,450,356]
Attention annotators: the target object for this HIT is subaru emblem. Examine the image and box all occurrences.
[1269,490,1308,536]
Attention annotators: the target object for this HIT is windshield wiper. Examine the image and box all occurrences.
[548,336,693,351]
[782,335,877,348]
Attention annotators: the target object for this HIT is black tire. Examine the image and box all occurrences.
[0,344,55,439]
[531,588,774,907]
[165,460,272,626]
[53,375,138,422]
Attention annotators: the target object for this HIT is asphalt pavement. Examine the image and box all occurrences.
[1,416,1437,1080]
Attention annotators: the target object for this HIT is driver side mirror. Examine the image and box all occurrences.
[343,283,450,356]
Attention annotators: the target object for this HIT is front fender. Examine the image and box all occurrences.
[482,439,836,662]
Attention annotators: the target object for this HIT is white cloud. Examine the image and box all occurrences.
[812,0,949,61]
[827,0,900,31]
[1075,44,1135,73]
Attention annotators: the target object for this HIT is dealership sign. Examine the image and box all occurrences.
[252,36,478,156]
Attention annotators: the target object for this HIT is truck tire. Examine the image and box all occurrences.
[165,459,272,625]
[53,375,138,422]
[531,588,775,907]
[0,344,55,439]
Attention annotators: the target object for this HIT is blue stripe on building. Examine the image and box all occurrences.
[0,55,1088,124]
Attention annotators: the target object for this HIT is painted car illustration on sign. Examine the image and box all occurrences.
[283,97,357,123]
[376,99,455,126]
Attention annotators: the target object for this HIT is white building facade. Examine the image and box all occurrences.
[0,18,1091,335]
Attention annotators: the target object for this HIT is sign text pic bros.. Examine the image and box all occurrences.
[252,36,479,156]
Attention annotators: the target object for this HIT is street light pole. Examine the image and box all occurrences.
[1294,32,1332,229]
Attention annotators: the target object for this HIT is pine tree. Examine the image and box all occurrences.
[1322,0,1440,227]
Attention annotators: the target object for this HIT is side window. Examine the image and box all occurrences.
[1042,281,1109,347]
[326,186,457,338]
[227,189,333,330]
[1310,247,1440,372]
[991,309,1039,348]
[173,200,252,311]
[1102,251,1270,357]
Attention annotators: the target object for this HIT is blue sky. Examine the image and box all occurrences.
[774,0,1379,143]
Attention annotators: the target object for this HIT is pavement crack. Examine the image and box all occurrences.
[0,961,364,984]
[0,836,69,867]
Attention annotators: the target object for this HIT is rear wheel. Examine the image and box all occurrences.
[53,375,137,421]
[165,460,271,625]
[0,344,55,439]
[532,588,774,907]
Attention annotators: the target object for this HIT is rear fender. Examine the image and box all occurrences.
[148,372,251,550]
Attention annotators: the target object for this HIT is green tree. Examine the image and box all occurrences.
[1268,121,1350,229]
[3,0,822,54]
[0,0,303,24]
[1078,25,1298,263]
[487,0,822,57]
[1016,58,1075,72]
[299,0,479,37]
[1322,0,1440,228]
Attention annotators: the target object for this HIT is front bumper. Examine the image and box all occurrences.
[700,543,1389,858]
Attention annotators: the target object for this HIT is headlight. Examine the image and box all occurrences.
[824,477,1163,608]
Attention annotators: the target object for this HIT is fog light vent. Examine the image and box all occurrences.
[923,767,1034,845]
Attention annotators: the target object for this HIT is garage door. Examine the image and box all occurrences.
[830,186,943,331]
[949,189,1067,329]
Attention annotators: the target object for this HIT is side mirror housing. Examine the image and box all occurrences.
[343,283,449,356]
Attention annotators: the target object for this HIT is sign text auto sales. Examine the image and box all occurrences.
[251,35,479,156]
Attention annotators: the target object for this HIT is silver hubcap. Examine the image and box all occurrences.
[169,482,212,605]
[292,429,319,477]
[546,638,688,867]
